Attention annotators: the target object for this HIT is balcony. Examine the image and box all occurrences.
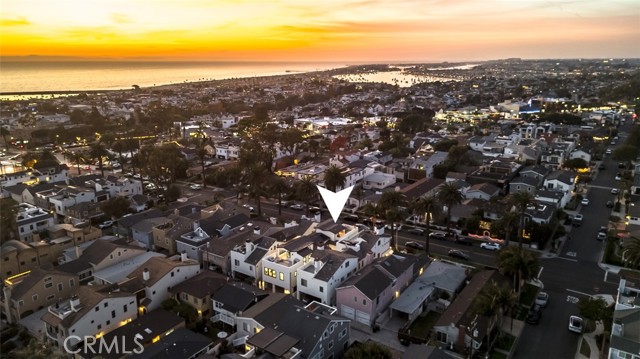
[211,313,235,326]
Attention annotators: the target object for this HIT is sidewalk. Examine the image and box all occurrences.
[575,320,605,359]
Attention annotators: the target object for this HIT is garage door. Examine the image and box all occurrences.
[341,305,355,320]
[356,310,370,325]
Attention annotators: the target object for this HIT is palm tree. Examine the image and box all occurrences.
[622,237,640,269]
[496,247,540,295]
[379,191,406,251]
[71,150,87,175]
[270,176,289,216]
[362,203,383,232]
[196,145,209,188]
[324,165,346,192]
[246,165,268,216]
[296,177,318,216]
[474,280,519,335]
[89,142,110,177]
[412,196,438,254]
[499,211,520,246]
[1,127,10,151]
[511,191,536,248]
[437,182,463,236]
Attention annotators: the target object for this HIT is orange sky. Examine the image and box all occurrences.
[1,0,639,62]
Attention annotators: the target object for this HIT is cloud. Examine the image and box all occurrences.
[1,17,30,26]
[110,13,131,24]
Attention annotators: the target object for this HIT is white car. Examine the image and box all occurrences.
[190,184,202,190]
[611,188,619,194]
[98,220,114,229]
[289,203,304,210]
[569,316,584,333]
[581,198,589,206]
[605,149,612,155]
[480,242,502,251]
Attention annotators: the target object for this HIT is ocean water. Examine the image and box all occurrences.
[0,60,344,96]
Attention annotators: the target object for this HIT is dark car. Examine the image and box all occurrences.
[455,237,474,246]
[408,228,425,235]
[606,201,614,208]
[344,214,359,222]
[526,304,543,324]
[406,241,425,250]
[448,249,470,260]
[429,232,447,240]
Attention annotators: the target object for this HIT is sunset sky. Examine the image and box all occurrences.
[1,0,639,62]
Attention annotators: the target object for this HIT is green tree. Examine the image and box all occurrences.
[563,158,588,171]
[511,191,536,248]
[89,142,110,177]
[165,184,182,202]
[496,247,540,294]
[474,279,518,333]
[0,198,18,244]
[245,165,269,216]
[296,177,318,216]
[622,236,640,269]
[1,127,10,151]
[99,197,131,219]
[379,191,406,250]
[362,203,383,231]
[577,297,612,323]
[411,196,439,254]
[324,165,346,192]
[497,211,520,246]
[612,145,640,168]
[343,341,392,359]
[196,145,209,188]
[269,176,289,216]
[437,182,463,236]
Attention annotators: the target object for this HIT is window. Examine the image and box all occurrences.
[264,268,276,278]
[362,299,367,305]
[243,323,248,331]
[171,272,174,277]
[339,328,347,339]
[328,341,334,350]
[31,257,37,262]
[69,279,75,287]
[279,272,284,281]
[104,302,108,308]
[152,291,156,295]
[436,331,448,343]
[95,307,99,312]
[301,279,308,287]
[234,259,240,266]
[57,283,63,292]
[319,286,324,293]
[47,295,55,301]
[111,310,116,318]
[32,294,38,302]
[354,296,357,302]
[97,324,102,330]
[345,261,349,267]
[123,305,128,313]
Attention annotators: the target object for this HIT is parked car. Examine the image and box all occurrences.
[406,241,425,250]
[535,292,549,307]
[448,249,470,260]
[580,198,589,206]
[606,201,614,208]
[429,232,447,240]
[98,220,114,229]
[344,214,359,222]
[190,183,202,190]
[568,316,584,333]
[526,304,543,324]
[480,242,501,251]
[597,226,608,241]
[605,149,612,155]
[289,203,304,210]
[611,188,619,194]
[572,214,583,227]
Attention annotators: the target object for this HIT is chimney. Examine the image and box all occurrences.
[192,207,197,214]
[253,226,260,235]
[456,325,466,352]
[317,241,325,251]
[314,212,321,222]
[180,251,187,262]
[75,245,82,259]
[314,258,322,273]
[245,239,253,253]
[173,209,179,216]
[70,295,81,312]
[142,268,150,282]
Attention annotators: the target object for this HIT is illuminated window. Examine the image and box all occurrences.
[279,272,284,281]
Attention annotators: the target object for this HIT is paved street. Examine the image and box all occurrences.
[513,122,632,359]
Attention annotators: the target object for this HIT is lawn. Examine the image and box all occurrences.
[408,311,441,339]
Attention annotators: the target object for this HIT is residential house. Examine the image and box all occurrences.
[246,295,351,359]
[97,309,185,359]
[131,217,170,249]
[176,213,250,262]
[335,254,416,326]
[169,271,227,319]
[543,170,576,193]
[261,233,317,294]
[56,239,147,283]
[519,165,549,184]
[432,270,509,355]
[118,255,200,313]
[524,202,556,225]
[16,203,55,242]
[38,185,98,219]
[296,249,358,305]
[569,148,592,164]
[362,172,396,190]
[400,177,445,203]
[230,235,277,285]
[1,267,79,324]
[0,240,45,280]
[152,213,196,255]
[211,282,270,329]
[408,152,448,181]
[91,251,166,286]
[465,183,500,201]
[608,279,640,359]
[535,189,568,208]
[508,176,538,195]
[130,328,213,359]
[41,285,137,351]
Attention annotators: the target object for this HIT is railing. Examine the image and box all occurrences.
[211,313,235,326]
[239,346,255,358]
[232,335,248,347]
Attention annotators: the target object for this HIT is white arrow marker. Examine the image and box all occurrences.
[317,185,354,223]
